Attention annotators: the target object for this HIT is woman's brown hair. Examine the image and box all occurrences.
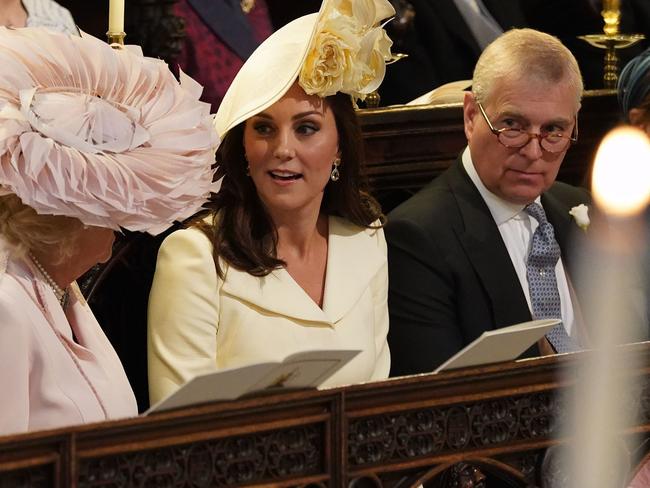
[194,92,384,278]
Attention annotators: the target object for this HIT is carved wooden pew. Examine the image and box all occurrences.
[1,343,649,487]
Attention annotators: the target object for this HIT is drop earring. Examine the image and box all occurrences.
[330,157,340,182]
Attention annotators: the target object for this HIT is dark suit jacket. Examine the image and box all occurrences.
[385,156,591,376]
[381,0,528,105]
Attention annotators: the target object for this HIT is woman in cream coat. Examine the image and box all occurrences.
[148,0,397,404]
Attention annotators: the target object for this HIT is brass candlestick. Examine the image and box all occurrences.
[106,31,126,49]
[578,4,644,89]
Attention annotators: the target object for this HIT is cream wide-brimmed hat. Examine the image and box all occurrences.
[214,0,396,137]
[0,27,220,235]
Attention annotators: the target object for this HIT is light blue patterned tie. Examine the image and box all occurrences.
[525,203,579,353]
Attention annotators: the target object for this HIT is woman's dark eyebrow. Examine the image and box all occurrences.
[251,112,273,120]
[292,110,322,120]
[251,110,322,121]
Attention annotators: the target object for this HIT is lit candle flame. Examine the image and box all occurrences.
[592,126,650,216]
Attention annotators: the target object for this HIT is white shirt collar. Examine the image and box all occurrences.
[461,147,540,225]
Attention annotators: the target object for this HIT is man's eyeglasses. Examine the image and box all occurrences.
[476,101,578,153]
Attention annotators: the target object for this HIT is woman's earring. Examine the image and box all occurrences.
[244,153,251,176]
[330,158,341,182]
[244,154,251,176]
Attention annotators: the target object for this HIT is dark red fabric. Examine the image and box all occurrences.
[173,0,273,111]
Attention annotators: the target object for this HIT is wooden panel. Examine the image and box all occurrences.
[2,344,650,487]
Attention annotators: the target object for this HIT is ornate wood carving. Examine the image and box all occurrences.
[4,343,650,487]
[435,462,487,488]
[348,392,560,468]
[497,450,545,486]
[0,465,53,488]
[77,425,323,487]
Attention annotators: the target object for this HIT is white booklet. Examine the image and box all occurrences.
[146,349,360,414]
[434,319,562,373]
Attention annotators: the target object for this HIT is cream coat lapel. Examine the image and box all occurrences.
[322,217,384,323]
[220,216,384,324]
[222,265,329,323]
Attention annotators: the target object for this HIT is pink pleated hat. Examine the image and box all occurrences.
[0,27,220,235]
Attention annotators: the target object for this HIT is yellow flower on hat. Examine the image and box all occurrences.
[300,17,359,97]
[214,0,396,136]
[354,26,393,98]
[299,0,394,101]
[332,0,395,28]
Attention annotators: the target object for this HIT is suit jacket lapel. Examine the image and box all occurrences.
[322,217,385,323]
[448,159,532,328]
[187,0,259,60]
[221,264,330,323]
[220,216,384,325]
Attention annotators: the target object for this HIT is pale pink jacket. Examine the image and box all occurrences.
[0,240,137,435]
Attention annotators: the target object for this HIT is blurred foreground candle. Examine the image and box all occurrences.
[568,126,650,488]
[108,0,125,34]
[592,127,650,216]
[603,0,621,12]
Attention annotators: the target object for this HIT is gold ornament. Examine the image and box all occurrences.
[240,0,255,14]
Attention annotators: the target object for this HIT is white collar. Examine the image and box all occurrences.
[462,147,540,225]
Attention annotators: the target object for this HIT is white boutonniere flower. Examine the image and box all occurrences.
[569,204,590,231]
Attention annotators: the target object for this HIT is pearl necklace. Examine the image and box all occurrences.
[29,252,69,309]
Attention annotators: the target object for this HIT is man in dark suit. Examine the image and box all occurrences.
[380,0,528,105]
[386,28,591,376]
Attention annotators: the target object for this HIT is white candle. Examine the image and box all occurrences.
[568,126,650,488]
[108,0,125,33]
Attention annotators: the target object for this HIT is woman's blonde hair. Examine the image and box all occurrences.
[0,194,84,262]
[473,28,584,111]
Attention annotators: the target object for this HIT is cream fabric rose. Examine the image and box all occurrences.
[299,0,395,102]
[300,25,358,97]
[569,204,590,230]
[353,27,393,98]
[332,0,394,28]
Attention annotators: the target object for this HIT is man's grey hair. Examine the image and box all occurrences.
[472,28,584,110]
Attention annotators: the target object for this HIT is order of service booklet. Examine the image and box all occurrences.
[146,349,360,414]
[434,318,562,373]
